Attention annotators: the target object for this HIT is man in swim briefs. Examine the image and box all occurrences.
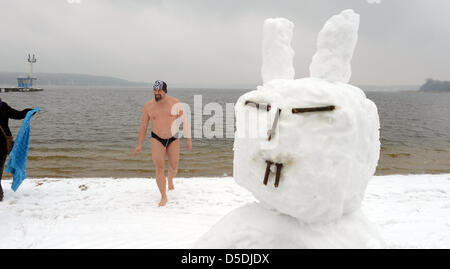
[133,80,192,207]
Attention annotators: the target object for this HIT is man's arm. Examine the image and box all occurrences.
[171,101,192,152]
[179,105,192,152]
[4,102,33,120]
[133,105,150,156]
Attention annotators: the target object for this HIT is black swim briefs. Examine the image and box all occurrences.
[151,131,179,148]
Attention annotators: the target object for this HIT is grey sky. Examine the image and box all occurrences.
[1,0,449,87]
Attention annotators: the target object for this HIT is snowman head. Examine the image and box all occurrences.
[234,10,380,223]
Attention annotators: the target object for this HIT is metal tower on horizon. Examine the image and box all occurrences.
[28,54,37,79]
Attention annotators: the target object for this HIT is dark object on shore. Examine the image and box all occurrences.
[419,79,450,92]
[79,185,88,191]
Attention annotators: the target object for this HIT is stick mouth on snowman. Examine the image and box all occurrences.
[244,100,336,188]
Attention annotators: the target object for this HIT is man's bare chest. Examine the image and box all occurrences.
[149,105,177,121]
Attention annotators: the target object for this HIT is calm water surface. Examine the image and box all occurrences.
[1,86,449,178]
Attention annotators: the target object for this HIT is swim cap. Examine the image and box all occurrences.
[153,80,167,93]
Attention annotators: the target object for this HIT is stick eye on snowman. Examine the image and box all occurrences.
[234,9,375,202]
[243,101,336,188]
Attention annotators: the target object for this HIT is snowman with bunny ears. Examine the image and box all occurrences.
[196,9,385,249]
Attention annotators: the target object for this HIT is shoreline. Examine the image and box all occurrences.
[3,142,448,179]
[2,170,450,181]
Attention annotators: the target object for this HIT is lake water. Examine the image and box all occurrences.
[1,86,449,178]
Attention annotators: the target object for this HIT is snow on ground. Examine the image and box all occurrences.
[0,174,449,248]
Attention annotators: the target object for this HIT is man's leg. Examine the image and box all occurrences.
[151,138,168,206]
[167,139,180,190]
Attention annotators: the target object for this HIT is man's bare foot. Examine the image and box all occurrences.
[168,180,174,190]
[159,196,167,207]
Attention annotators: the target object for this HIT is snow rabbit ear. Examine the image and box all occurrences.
[309,9,360,83]
[261,18,295,85]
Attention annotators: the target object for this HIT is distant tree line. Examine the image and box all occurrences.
[0,72,151,87]
[420,79,450,92]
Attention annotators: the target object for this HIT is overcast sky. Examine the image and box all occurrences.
[1,0,449,87]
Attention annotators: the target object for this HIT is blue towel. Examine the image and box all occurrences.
[6,107,41,192]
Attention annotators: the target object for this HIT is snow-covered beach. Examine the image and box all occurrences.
[1,174,449,249]
[1,0,449,254]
